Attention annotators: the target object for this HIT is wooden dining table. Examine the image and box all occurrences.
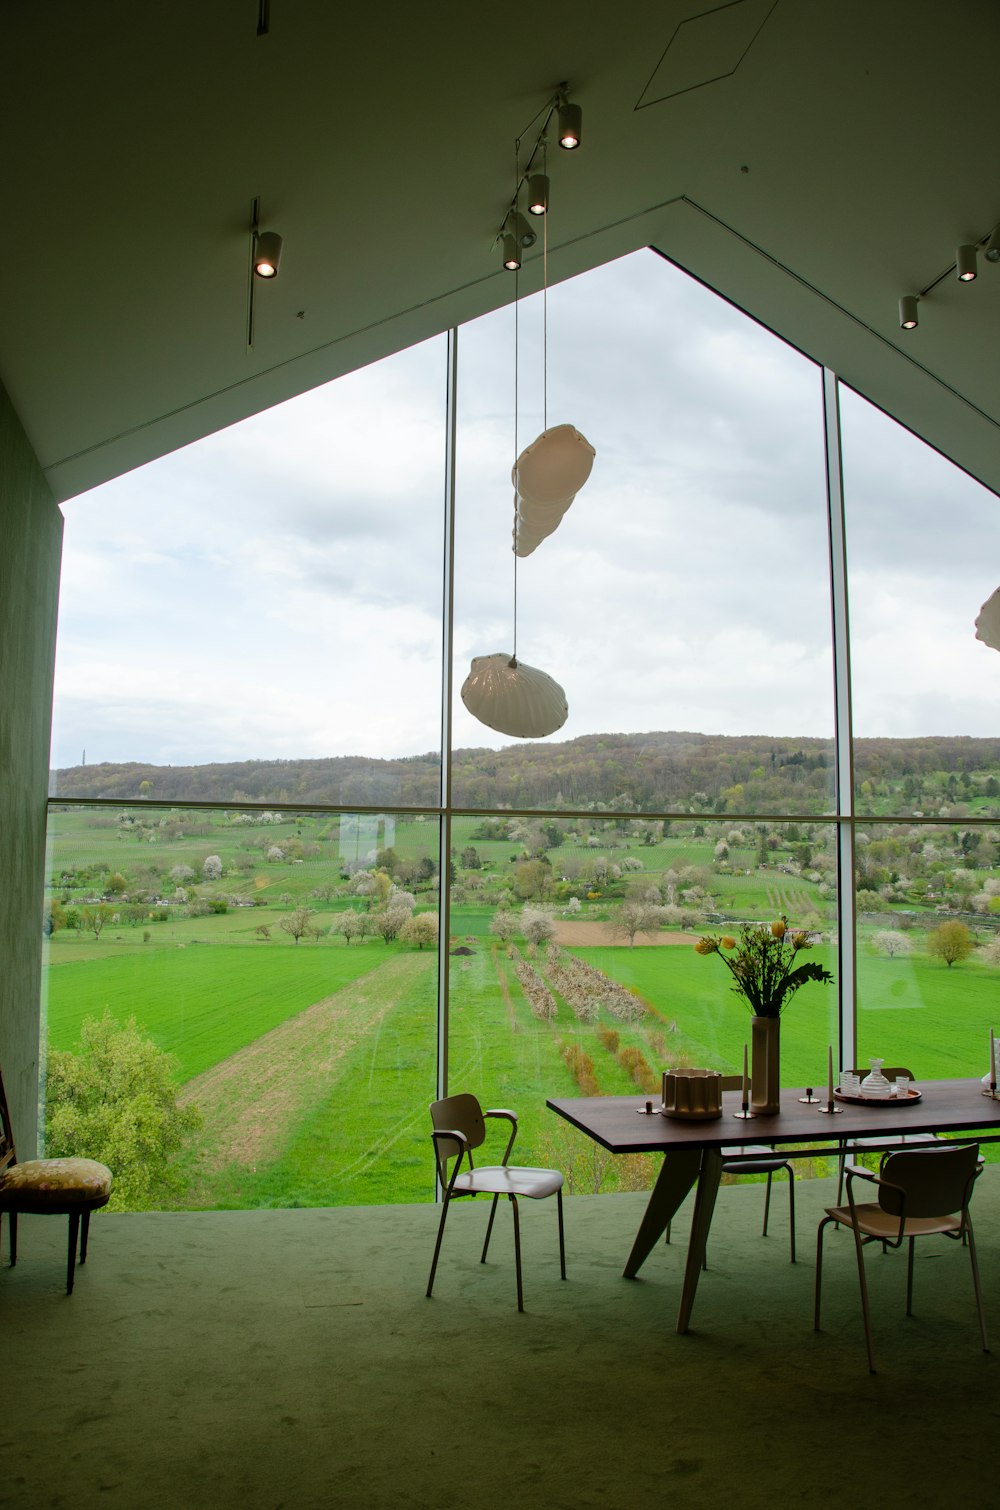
[547,1079,1000,1332]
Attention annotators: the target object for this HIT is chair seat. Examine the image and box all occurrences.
[0,1157,113,1211]
[721,1145,791,1173]
[823,1202,962,1241]
[452,1165,563,1200]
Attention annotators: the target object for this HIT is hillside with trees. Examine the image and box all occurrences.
[50,731,1000,817]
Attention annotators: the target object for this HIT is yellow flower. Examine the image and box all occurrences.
[721,936,737,949]
[770,920,786,938]
[694,937,718,955]
[791,930,810,950]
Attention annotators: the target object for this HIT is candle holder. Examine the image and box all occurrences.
[798,1086,821,1104]
[817,1097,844,1115]
[732,1100,756,1120]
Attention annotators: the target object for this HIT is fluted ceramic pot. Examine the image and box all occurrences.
[750,1014,781,1114]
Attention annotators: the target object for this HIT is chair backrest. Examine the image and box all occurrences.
[0,1063,15,1175]
[878,1143,980,1219]
[429,1093,487,1170]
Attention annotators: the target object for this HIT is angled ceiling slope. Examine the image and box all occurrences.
[2,0,999,503]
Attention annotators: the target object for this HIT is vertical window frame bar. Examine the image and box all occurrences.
[822,367,857,1073]
[435,329,459,1157]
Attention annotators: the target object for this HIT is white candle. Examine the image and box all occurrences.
[827,1044,834,1103]
[742,1042,749,1103]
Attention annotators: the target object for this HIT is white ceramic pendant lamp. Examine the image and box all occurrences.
[975,587,1000,650]
[460,654,569,739]
[513,423,595,557]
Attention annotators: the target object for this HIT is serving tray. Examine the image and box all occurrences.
[833,1087,922,1106]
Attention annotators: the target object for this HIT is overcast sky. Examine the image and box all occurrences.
[50,249,1000,771]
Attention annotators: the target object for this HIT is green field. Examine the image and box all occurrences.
[46,941,395,1081]
[41,804,1000,1210]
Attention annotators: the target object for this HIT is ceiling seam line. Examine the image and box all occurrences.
[677,197,1000,434]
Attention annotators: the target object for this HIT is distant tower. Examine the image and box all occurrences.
[81,749,86,767]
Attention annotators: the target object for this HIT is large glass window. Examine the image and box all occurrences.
[50,337,448,807]
[841,387,1000,1077]
[42,250,1000,1211]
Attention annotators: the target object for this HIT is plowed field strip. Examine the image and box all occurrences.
[179,954,424,1169]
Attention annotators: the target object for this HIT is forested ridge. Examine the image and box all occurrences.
[49,731,1000,814]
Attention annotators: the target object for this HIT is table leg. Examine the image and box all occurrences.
[623,1147,703,1278]
[676,1147,724,1334]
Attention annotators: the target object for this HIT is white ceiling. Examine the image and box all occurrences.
[3,0,1000,502]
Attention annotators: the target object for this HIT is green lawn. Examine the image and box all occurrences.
[46,939,397,1081]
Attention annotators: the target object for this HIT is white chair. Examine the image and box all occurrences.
[815,1142,987,1372]
[426,1093,565,1311]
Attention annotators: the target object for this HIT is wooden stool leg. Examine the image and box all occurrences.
[79,1210,92,1265]
[66,1212,80,1294]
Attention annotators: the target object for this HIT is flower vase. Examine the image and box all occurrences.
[750,1015,781,1114]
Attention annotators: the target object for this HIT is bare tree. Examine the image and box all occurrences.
[279,906,316,945]
[79,904,114,941]
[612,900,660,947]
[521,907,555,947]
[372,905,410,943]
[872,929,912,959]
[333,910,367,945]
[489,908,517,943]
[399,912,438,949]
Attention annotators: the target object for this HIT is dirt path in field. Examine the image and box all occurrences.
[179,954,428,1170]
[548,921,698,947]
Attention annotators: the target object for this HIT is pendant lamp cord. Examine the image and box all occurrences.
[542,140,548,433]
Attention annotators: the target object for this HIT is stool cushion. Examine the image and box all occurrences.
[0,1157,113,1210]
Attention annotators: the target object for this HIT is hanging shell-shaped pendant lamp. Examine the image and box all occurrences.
[513,423,595,557]
[461,653,568,738]
[975,588,1000,651]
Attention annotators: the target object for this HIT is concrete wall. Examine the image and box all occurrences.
[0,380,62,1157]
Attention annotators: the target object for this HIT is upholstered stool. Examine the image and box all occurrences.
[1,1070,113,1293]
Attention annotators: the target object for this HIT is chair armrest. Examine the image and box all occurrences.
[843,1164,877,1185]
[484,1109,518,1166]
[431,1128,469,1147]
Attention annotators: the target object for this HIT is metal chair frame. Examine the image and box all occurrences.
[836,1065,942,1202]
[815,1143,988,1373]
[426,1094,565,1312]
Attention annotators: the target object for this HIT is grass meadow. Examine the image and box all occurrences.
[43,806,1000,1209]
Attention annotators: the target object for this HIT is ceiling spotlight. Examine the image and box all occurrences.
[512,212,536,249]
[527,173,549,215]
[557,94,582,150]
[957,243,978,282]
[898,295,918,330]
[502,233,521,271]
[985,225,1000,263]
[253,230,283,279]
